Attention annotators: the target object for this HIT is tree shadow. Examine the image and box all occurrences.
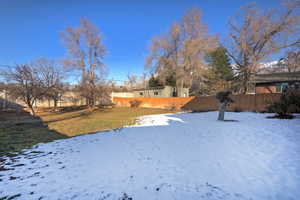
[40,107,111,124]
[0,97,24,112]
[223,119,239,122]
[0,98,67,157]
[42,111,91,123]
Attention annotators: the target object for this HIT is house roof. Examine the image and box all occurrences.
[133,86,166,91]
[253,71,300,84]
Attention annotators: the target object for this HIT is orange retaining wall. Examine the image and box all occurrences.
[113,97,195,110]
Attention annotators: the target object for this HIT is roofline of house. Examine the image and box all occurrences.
[255,80,300,85]
[133,85,191,91]
[255,71,300,77]
[133,86,166,91]
[253,71,300,84]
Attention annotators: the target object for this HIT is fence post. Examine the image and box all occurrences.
[254,86,257,112]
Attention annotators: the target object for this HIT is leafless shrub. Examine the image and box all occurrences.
[129,100,142,108]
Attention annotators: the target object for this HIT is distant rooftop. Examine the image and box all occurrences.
[133,86,166,91]
[254,71,300,84]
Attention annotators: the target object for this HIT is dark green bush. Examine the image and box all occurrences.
[267,92,300,116]
[216,91,234,104]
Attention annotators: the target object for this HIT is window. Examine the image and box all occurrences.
[276,84,282,93]
[172,87,177,97]
[282,83,289,93]
[154,91,159,96]
[276,83,289,93]
[139,92,143,96]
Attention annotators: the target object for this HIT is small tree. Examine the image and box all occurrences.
[165,74,176,87]
[4,64,45,115]
[2,60,65,115]
[34,58,65,109]
[46,82,65,109]
[204,47,234,94]
[216,91,234,121]
[148,75,162,88]
[129,100,142,108]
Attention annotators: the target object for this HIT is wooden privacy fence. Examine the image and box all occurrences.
[113,93,283,112]
[182,93,282,112]
[112,97,194,110]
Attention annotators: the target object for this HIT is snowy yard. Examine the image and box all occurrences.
[1,111,300,200]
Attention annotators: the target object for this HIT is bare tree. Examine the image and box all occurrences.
[227,1,300,93]
[179,8,218,89]
[278,48,300,73]
[145,23,181,85]
[140,72,147,88]
[3,64,45,115]
[74,80,112,106]
[145,8,218,93]
[61,18,107,106]
[2,58,65,114]
[33,58,65,109]
[126,73,138,89]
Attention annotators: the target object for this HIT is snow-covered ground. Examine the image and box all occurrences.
[1,112,300,200]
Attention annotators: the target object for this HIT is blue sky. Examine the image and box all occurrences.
[0,0,281,83]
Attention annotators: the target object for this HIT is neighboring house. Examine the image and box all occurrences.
[110,91,134,102]
[112,86,189,98]
[111,91,134,98]
[253,72,300,94]
[133,86,189,97]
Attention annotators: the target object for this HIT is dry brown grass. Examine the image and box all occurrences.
[38,107,172,136]
[0,107,172,156]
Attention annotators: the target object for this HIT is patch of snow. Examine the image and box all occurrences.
[1,112,300,200]
[132,114,185,127]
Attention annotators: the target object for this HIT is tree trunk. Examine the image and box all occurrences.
[3,90,7,110]
[54,98,57,109]
[29,104,36,116]
[242,88,247,94]
[218,103,226,121]
[89,63,95,107]
[26,97,36,116]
